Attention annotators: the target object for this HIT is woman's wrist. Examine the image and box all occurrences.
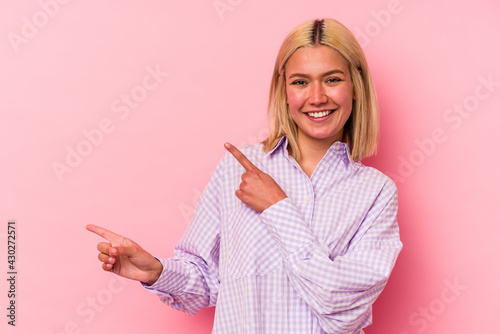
[144,258,163,286]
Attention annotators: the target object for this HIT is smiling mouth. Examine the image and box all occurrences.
[306,110,335,118]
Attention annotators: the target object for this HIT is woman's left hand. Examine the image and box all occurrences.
[225,142,287,213]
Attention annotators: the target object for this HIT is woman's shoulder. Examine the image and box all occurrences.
[353,163,398,194]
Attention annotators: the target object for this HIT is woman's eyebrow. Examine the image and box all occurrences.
[288,69,345,79]
[323,69,345,76]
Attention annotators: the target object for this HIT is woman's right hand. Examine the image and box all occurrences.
[86,224,163,286]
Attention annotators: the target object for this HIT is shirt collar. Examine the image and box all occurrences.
[266,135,360,170]
[326,141,360,170]
[266,135,288,156]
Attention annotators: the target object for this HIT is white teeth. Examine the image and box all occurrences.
[307,110,333,118]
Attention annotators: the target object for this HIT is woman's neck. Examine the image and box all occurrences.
[295,135,338,178]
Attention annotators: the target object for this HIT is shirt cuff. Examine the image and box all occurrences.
[141,257,189,295]
[259,197,317,256]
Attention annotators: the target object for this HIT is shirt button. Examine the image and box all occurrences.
[324,163,330,169]
[334,144,341,151]
[305,197,310,203]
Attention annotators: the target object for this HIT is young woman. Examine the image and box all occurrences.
[87,18,402,333]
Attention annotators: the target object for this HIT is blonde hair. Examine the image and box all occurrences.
[262,18,379,162]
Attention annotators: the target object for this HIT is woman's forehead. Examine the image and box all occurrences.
[285,45,349,75]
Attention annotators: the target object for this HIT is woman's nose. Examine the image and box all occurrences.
[309,83,328,105]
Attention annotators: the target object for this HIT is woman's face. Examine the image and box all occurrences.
[285,45,353,149]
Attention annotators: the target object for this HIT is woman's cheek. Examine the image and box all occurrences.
[286,90,306,110]
[329,86,353,104]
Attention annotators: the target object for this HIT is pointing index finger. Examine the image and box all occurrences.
[86,224,122,242]
[224,142,257,172]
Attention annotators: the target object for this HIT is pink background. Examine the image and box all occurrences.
[1,1,499,333]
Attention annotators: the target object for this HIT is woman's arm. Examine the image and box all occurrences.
[259,181,402,333]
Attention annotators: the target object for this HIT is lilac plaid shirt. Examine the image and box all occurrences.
[145,136,402,333]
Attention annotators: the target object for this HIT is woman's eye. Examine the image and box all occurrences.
[326,77,341,83]
[291,80,307,85]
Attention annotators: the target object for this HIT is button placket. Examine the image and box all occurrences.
[303,180,315,226]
